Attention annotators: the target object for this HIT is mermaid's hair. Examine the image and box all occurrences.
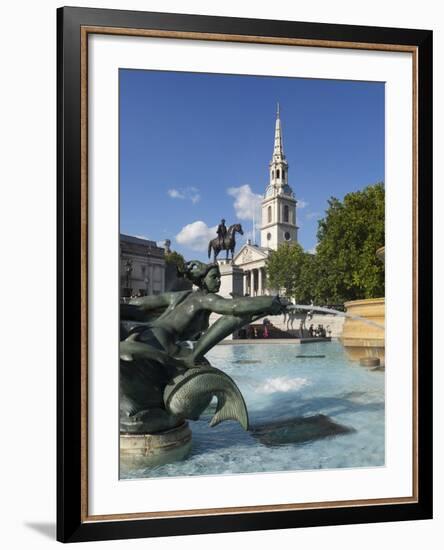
[178,260,219,289]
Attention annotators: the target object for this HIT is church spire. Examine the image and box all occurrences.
[268,103,289,192]
[273,102,285,162]
[261,104,298,250]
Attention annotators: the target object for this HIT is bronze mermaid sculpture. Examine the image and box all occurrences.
[120,261,285,436]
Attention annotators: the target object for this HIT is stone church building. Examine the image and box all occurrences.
[230,105,298,296]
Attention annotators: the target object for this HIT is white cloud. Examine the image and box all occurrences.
[167,187,200,204]
[297,199,308,209]
[168,188,185,199]
[175,221,217,252]
[227,184,262,221]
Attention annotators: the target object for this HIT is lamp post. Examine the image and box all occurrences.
[123,259,133,298]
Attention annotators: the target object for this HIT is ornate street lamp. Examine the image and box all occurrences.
[123,259,133,298]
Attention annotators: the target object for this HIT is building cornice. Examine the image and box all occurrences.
[261,221,298,230]
[262,194,296,205]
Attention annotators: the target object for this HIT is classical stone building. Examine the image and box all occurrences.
[232,105,298,296]
[120,234,165,297]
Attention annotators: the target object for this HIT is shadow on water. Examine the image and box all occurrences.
[191,409,357,455]
[189,390,384,457]
[264,393,385,421]
[232,359,262,365]
[250,414,354,447]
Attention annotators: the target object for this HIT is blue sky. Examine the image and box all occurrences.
[120,69,384,261]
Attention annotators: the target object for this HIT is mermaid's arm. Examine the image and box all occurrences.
[120,293,174,321]
[201,294,284,317]
[130,293,173,309]
[189,294,285,363]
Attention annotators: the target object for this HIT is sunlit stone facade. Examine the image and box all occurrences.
[120,234,165,298]
[233,106,298,296]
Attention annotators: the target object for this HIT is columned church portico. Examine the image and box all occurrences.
[243,266,267,296]
[232,241,270,295]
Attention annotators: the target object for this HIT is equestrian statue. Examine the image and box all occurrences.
[208,220,243,262]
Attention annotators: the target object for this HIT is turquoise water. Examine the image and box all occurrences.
[123,341,385,479]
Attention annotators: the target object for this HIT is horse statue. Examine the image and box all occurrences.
[208,223,244,262]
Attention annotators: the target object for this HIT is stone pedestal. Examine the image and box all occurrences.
[210,261,245,340]
[120,422,192,472]
[217,260,244,298]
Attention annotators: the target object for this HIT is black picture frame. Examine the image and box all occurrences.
[57,6,433,543]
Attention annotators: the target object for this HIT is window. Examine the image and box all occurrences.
[283,204,289,222]
[284,231,291,241]
[276,169,280,179]
[267,232,272,241]
[267,206,272,223]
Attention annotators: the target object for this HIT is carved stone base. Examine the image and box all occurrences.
[341,298,385,365]
[120,422,192,471]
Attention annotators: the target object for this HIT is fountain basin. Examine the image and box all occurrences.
[121,342,385,479]
[120,422,192,472]
[340,298,385,365]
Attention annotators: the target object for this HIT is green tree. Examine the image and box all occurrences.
[266,243,315,303]
[314,182,385,303]
[165,250,186,272]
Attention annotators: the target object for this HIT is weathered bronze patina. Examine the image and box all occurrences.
[120,260,285,437]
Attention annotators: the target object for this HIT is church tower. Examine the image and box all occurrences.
[260,105,298,250]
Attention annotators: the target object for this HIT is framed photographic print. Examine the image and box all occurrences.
[57,6,433,543]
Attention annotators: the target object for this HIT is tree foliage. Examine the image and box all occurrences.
[314,182,385,303]
[266,243,315,303]
[266,183,385,304]
[165,250,186,272]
